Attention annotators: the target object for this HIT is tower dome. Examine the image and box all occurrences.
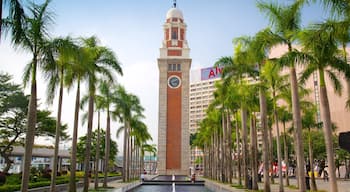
[166,7,183,19]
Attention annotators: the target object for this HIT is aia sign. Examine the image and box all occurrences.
[201,66,224,81]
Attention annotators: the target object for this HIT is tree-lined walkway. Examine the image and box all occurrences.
[204,177,350,192]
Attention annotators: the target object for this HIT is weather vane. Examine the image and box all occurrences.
[173,0,177,8]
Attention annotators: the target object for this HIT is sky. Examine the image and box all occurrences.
[0,0,327,153]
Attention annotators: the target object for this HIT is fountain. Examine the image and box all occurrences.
[125,174,212,192]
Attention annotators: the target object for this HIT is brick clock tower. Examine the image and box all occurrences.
[157,2,191,175]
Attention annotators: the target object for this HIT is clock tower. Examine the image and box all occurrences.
[157,2,191,175]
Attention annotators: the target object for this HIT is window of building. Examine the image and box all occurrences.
[168,64,181,71]
[168,64,172,71]
[172,30,178,40]
[177,64,181,71]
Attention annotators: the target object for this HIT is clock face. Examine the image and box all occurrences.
[168,75,181,88]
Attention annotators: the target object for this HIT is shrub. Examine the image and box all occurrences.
[61,170,68,175]
[41,169,51,179]
[0,184,19,192]
[75,171,85,178]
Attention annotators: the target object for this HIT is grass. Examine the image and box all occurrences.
[231,184,244,189]
[288,185,299,190]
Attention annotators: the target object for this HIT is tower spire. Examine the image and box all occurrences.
[173,0,176,8]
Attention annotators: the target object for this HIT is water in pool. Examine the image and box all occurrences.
[126,184,213,192]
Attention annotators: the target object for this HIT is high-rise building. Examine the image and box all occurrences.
[157,2,191,175]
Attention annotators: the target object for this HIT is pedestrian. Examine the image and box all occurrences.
[141,173,145,182]
[191,173,196,183]
[323,166,329,182]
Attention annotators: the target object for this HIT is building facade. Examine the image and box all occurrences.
[157,3,191,175]
[0,146,70,173]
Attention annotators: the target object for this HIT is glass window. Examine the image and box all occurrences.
[177,64,181,71]
[172,30,178,40]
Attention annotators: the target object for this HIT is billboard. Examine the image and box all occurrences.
[201,66,223,81]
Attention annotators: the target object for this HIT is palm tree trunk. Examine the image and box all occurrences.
[250,113,259,190]
[210,141,213,179]
[69,81,80,192]
[290,66,306,192]
[235,113,241,185]
[269,125,275,185]
[227,112,233,183]
[221,112,226,182]
[293,126,299,188]
[21,62,37,192]
[123,121,127,182]
[127,128,131,181]
[241,108,248,188]
[319,70,338,192]
[214,133,217,180]
[214,130,220,181]
[94,111,101,189]
[103,110,110,187]
[308,129,317,191]
[283,122,290,186]
[259,88,271,192]
[50,69,64,192]
[273,105,284,192]
[83,94,94,192]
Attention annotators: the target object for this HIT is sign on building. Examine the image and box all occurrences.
[201,66,223,80]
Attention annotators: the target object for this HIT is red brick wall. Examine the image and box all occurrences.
[167,50,182,56]
[166,72,182,170]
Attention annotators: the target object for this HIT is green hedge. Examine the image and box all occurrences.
[0,177,70,192]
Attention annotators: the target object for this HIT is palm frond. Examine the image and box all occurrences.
[326,69,342,95]
[22,61,32,88]
[299,65,317,85]
[256,1,283,28]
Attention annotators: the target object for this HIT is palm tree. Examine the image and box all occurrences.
[301,104,319,191]
[114,85,144,182]
[142,144,157,174]
[97,81,123,187]
[42,37,78,192]
[67,43,92,192]
[131,116,152,179]
[5,1,55,190]
[211,80,232,183]
[257,1,307,190]
[80,36,122,192]
[195,117,214,179]
[245,30,279,191]
[298,22,350,192]
[261,60,288,191]
[94,102,102,189]
[277,106,292,186]
[1,0,25,42]
[80,90,105,189]
[217,51,257,188]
